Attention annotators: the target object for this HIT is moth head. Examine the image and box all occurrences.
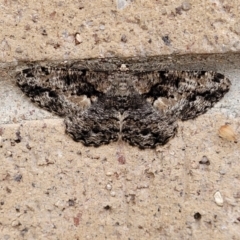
[119,64,129,72]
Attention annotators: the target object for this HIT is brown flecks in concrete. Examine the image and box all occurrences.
[117,155,126,164]
[73,212,82,227]
[49,11,57,19]
[24,24,31,31]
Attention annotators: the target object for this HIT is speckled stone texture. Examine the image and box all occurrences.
[0,0,240,239]
[0,0,240,62]
[0,115,240,239]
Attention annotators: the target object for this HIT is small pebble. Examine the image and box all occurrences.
[106,184,112,190]
[110,191,116,197]
[75,33,82,45]
[106,172,113,176]
[99,24,105,30]
[12,220,20,227]
[199,156,210,165]
[26,143,32,150]
[121,34,127,43]
[219,169,226,175]
[214,191,224,206]
[162,35,171,46]
[218,124,237,142]
[54,200,66,210]
[6,151,12,157]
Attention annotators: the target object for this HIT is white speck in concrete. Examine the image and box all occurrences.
[106,172,113,176]
[214,191,224,206]
[110,191,116,197]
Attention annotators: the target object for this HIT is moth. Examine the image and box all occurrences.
[16,64,231,149]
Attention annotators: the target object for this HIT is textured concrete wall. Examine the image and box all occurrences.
[0,0,240,62]
[0,1,240,240]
